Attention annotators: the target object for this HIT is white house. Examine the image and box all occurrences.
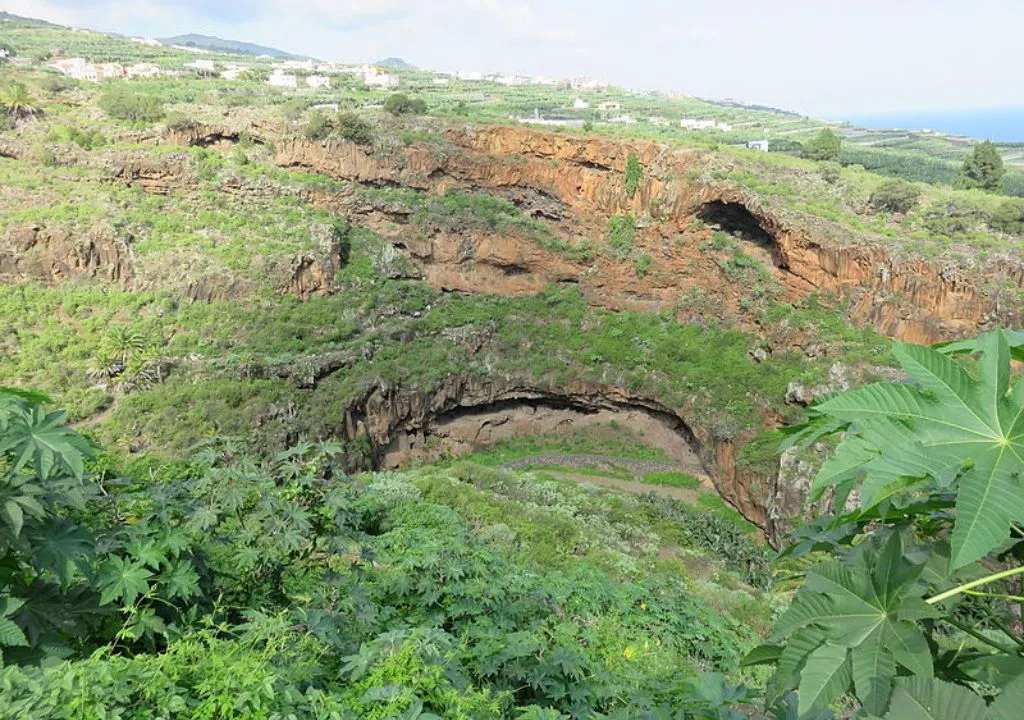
[363,67,398,88]
[433,76,451,85]
[572,98,590,110]
[716,122,733,132]
[185,59,216,72]
[747,140,770,152]
[457,70,483,81]
[679,118,716,130]
[221,68,243,81]
[268,70,297,88]
[50,57,96,81]
[126,63,161,79]
[597,102,621,111]
[649,116,670,127]
[306,75,331,89]
[274,59,315,72]
[494,74,528,86]
[130,37,161,46]
[608,114,636,124]
[571,76,607,91]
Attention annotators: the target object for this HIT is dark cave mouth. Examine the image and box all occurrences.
[697,200,787,268]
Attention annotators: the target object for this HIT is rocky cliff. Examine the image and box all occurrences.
[277,125,1024,344]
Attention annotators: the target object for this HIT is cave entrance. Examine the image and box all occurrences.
[697,200,787,269]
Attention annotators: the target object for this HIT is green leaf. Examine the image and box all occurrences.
[852,633,895,715]
[0,405,93,481]
[742,644,783,667]
[2,500,22,537]
[98,557,152,606]
[988,672,1024,720]
[884,621,933,677]
[0,618,28,647]
[798,642,851,716]
[810,331,1024,569]
[884,677,986,720]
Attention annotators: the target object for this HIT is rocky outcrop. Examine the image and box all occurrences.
[0,224,134,285]
[276,126,1024,344]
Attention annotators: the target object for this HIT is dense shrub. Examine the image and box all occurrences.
[990,198,1024,236]
[607,214,636,258]
[45,124,107,150]
[624,154,642,197]
[956,139,1005,191]
[869,178,922,213]
[805,128,841,162]
[336,112,374,145]
[384,93,427,116]
[303,110,332,140]
[98,88,165,123]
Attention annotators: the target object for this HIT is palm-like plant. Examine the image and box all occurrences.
[0,82,39,120]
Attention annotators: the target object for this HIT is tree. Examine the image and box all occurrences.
[384,93,427,116]
[870,179,922,214]
[957,140,1005,192]
[0,82,39,120]
[336,112,374,145]
[805,128,841,162]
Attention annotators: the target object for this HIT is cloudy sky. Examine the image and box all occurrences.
[6,0,1022,117]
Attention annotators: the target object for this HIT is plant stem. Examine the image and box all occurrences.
[964,589,1024,603]
[944,617,1019,655]
[927,566,1024,605]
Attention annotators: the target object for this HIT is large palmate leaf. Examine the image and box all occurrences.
[0,405,94,482]
[764,534,936,715]
[809,330,1024,569]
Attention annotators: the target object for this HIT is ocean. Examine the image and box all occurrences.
[840,107,1024,143]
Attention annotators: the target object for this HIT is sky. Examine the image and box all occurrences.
[5,0,1023,117]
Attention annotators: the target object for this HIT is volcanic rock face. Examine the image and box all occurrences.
[0,224,134,284]
[277,125,1024,344]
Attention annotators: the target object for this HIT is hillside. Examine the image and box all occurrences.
[1,14,1023,720]
[158,33,307,59]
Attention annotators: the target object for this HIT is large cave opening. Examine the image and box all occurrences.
[697,200,788,269]
[376,395,707,477]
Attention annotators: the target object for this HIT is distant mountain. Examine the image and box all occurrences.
[0,11,56,26]
[377,57,416,71]
[158,33,308,60]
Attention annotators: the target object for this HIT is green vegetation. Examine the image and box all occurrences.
[336,111,374,145]
[804,128,841,162]
[98,87,165,123]
[642,471,703,490]
[0,393,769,718]
[0,80,38,119]
[384,92,428,116]
[957,140,1006,191]
[746,330,1024,717]
[869,178,922,213]
[625,154,642,197]
[607,214,636,258]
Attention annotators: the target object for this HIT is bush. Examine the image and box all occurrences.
[384,93,427,116]
[98,89,165,123]
[634,253,652,276]
[303,110,332,140]
[607,215,636,258]
[624,154,642,197]
[956,140,1006,192]
[164,112,199,133]
[869,179,922,214]
[45,124,107,150]
[805,128,841,162]
[0,113,13,133]
[990,199,1024,236]
[336,112,374,145]
[33,144,57,166]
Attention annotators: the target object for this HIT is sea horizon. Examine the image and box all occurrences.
[838,106,1024,143]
